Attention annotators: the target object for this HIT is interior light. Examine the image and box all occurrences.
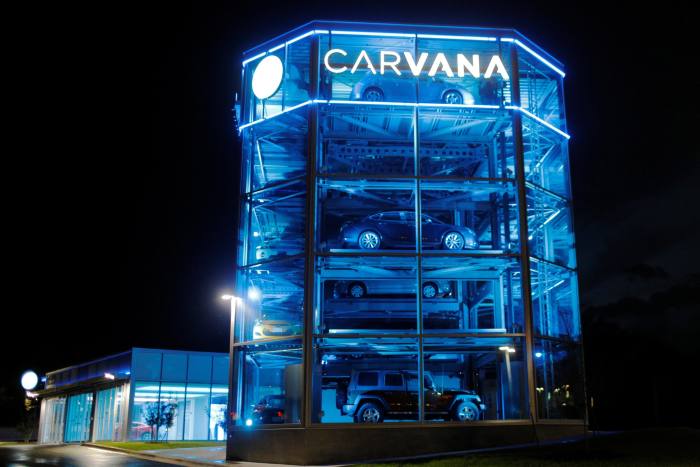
[245,419,253,426]
[535,352,543,358]
[104,373,115,380]
[248,287,262,301]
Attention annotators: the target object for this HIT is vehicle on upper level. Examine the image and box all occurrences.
[340,211,479,251]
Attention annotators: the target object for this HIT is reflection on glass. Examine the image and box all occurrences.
[527,186,575,268]
[209,385,228,440]
[534,339,585,419]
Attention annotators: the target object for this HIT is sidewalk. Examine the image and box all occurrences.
[85,443,303,467]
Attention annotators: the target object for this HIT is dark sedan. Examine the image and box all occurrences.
[252,394,285,424]
[340,211,479,250]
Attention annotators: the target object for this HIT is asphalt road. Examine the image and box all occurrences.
[0,444,173,466]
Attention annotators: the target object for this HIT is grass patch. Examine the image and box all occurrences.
[360,428,700,467]
[95,441,224,451]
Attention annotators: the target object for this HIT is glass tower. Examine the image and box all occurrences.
[232,21,585,463]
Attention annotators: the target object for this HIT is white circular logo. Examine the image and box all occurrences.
[21,370,38,390]
[251,55,283,100]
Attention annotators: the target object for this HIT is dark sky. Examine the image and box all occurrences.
[2,1,698,422]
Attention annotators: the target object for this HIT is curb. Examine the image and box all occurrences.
[83,443,223,467]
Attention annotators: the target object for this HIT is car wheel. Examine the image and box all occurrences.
[422,282,438,299]
[355,402,384,423]
[442,90,464,104]
[348,282,366,299]
[363,87,384,102]
[358,230,381,249]
[140,431,152,441]
[453,401,479,422]
[443,232,465,250]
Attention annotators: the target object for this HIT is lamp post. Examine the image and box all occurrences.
[221,295,240,350]
[221,294,241,436]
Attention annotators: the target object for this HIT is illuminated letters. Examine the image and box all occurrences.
[323,49,510,80]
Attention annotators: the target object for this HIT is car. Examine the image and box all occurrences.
[130,421,154,440]
[337,370,485,423]
[332,279,452,299]
[252,319,302,339]
[252,394,285,424]
[352,73,475,104]
[340,211,479,250]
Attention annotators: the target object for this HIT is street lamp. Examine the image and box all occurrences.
[221,295,241,349]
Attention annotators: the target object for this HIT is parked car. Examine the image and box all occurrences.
[352,73,475,104]
[340,211,479,250]
[130,421,153,440]
[252,394,285,424]
[332,279,452,299]
[338,370,485,423]
[253,319,302,339]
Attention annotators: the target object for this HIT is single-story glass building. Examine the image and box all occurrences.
[231,20,586,464]
[37,348,229,444]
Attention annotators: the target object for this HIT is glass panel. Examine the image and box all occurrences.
[187,355,212,383]
[285,36,313,107]
[93,385,126,441]
[518,54,565,130]
[131,381,160,441]
[241,112,308,193]
[530,259,580,340]
[39,396,66,443]
[527,186,575,269]
[244,181,306,265]
[318,178,417,253]
[320,33,417,102]
[162,353,187,381]
[312,337,418,423]
[238,340,303,425]
[415,37,512,106]
[64,392,93,442]
[420,180,517,252]
[319,104,414,176]
[423,337,527,421]
[418,107,515,178]
[184,384,210,440]
[238,257,305,342]
[522,117,570,198]
[421,256,524,333]
[534,340,585,419]
[317,256,417,334]
[209,385,228,440]
[157,383,186,441]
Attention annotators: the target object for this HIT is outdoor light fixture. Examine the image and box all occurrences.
[247,287,262,301]
[499,346,516,353]
[535,352,543,358]
[25,391,38,398]
[245,419,253,426]
[104,372,115,380]
[20,370,38,390]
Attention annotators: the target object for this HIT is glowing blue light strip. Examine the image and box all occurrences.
[417,33,497,42]
[510,38,566,78]
[238,100,314,131]
[243,30,330,66]
[330,30,416,38]
[515,106,570,139]
[240,100,571,138]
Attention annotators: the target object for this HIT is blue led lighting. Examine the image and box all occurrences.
[516,107,571,140]
[331,30,416,38]
[513,39,566,78]
[241,101,569,139]
[238,99,314,131]
[417,33,497,42]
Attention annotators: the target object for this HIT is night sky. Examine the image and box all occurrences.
[2,1,698,427]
